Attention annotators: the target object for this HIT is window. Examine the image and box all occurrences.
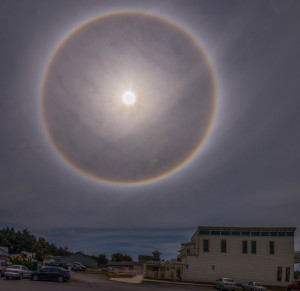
[221,240,227,253]
[251,232,260,236]
[270,241,275,254]
[285,267,290,282]
[242,241,248,253]
[251,241,256,254]
[203,239,209,252]
[199,231,209,235]
[277,267,282,282]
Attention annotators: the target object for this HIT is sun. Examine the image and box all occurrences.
[122,91,136,106]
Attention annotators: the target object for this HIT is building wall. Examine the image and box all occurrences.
[181,228,295,286]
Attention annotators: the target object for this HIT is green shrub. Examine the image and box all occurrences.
[10,257,34,270]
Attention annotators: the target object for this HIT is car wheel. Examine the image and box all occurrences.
[214,284,217,289]
[32,274,39,281]
[220,286,223,291]
[57,275,64,283]
[5,276,9,280]
[19,273,23,280]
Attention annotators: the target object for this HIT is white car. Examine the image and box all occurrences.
[214,278,237,291]
[242,281,266,291]
[4,265,32,279]
[73,262,86,270]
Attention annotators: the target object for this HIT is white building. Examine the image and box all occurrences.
[179,226,296,286]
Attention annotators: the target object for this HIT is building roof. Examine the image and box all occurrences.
[191,226,296,240]
[60,252,97,268]
[0,246,8,253]
[0,246,9,257]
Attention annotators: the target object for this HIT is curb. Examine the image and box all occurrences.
[143,278,215,287]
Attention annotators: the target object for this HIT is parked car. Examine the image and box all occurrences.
[74,262,86,271]
[0,261,8,277]
[242,282,266,291]
[101,266,114,272]
[30,267,70,283]
[70,263,82,271]
[287,280,300,291]
[4,265,32,279]
[214,278,237,290]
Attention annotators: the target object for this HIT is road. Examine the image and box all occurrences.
[1,276,215,291]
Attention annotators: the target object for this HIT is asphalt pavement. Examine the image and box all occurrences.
[0,276,215,291]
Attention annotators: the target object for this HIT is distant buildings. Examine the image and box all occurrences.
[144,251,184,281]
[179,226,296,286]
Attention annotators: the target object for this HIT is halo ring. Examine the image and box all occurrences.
[41,11,218,185]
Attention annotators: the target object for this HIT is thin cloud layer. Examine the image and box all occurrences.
[0,0,299,259]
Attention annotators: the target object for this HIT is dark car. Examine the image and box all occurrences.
[31,267,70,283]
[287,280,300,291]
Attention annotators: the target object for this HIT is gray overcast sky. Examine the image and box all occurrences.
[0,0,299,260]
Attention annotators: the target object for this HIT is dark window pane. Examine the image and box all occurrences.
[251,232,260,236]
[221,231,230,235]
[203,240,209,252]
[277,267,282,281]
[232,231,241,236]
[211,231,220,235]
[286,232,294,236]
[251,241,256,254]
[261,232,269,236]
[270,232,278,236]
[270,241,275,255]
[199,231,209,235]
[242,232,250,236]
[221,240,226,252]
[278,232,285,236]
[285,267,290,282]
[242,241,247,254]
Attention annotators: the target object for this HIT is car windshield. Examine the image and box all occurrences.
[254,283,262,286]
[224,279,233,282]
[10,265,20,269]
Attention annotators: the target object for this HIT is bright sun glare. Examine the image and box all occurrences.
[122,91,136,106]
